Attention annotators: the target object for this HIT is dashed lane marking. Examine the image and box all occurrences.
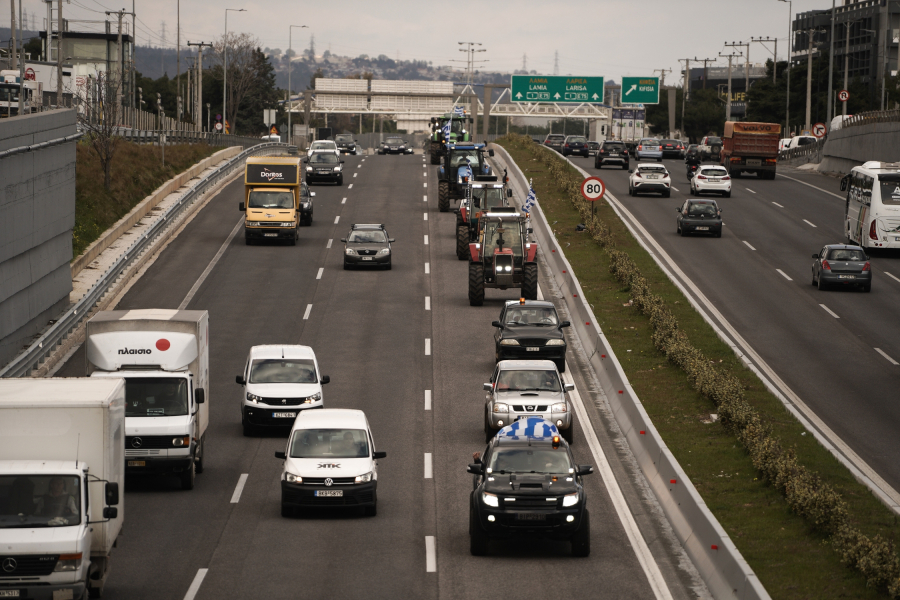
[425,338,431,355]
[425,536,436,573]
[303,304,312,320]
[424,235,429,245]
[746,188,756,194]
[776,269,793,281]
[423,182,428,188]
[424,453,433,478]
[316,268,323,280]
[423,195,428,202]
[326,239,333,249]
[425,296,431,310]
[803,219,817,228]
[425,389,432,410]
[743,240,756,251]
[348,184,354,189]
[884,272,900,284]
[334,216,340,224]
[875,348,899,366]
[341,197,347,204]
[772,202,784,208]
[230,474,249,503]
[423,213,428,221]
[425,262,430,274]
[820,304,840,319]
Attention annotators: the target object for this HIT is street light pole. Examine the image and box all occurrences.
[288,24,308,146]
[779,0,792,134]
[843,21,851,118]
[827,0,836,124]
[223,8,246,135]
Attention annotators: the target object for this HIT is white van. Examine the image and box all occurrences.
[841,161,900,248]
[275,409,386,517]
[236,345,330,436]
[261,134,281,143]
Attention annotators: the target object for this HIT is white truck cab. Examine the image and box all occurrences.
[86,310,209,490]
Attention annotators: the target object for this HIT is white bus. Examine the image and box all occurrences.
[841,161,900,249]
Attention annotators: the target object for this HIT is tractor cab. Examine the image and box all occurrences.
[456,174,514,260]
[429,113,473,164]
[467,207,538,305]
[437,143,494,212]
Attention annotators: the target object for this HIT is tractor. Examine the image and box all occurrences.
[456,173,513,260]
[429,113,472,164]
[468,207,539,306]
[437,143,493,213]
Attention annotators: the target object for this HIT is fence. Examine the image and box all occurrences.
[839,109,900,130]
[778,138,826,163]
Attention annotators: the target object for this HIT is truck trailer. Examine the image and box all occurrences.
[721,121,781,179]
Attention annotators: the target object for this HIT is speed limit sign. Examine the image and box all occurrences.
[581,177,605,202]
[838,89,850,102]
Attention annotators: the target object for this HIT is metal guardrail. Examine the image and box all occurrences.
[0,142,288,379]
[113,128,265,148]
[840,108,900,129]
[778,138,826,162]
[0,132,83,161]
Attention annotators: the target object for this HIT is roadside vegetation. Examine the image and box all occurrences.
[73,141,218,259]
[497,133,900,599]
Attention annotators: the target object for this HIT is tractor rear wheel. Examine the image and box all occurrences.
[430,143,440,165]
[522,262,538,300]
[456,226,469,260]
[469,263,485,306]
[438,182,450,212]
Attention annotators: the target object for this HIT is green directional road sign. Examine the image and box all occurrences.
[511,75,604,103]
[620,77,660,104]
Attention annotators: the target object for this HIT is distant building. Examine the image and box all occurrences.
[689,64,769,119]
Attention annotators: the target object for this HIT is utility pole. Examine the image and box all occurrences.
[187,41,212,131]
[827,0,836,124]
[779,0,792,134]
[287,25,308,146]
[695,57,716,89]
[842,20,855,118]
[804,28,819,132]
[750,37,778,84]
[106,9,135,114]
[10,0,17,70]
[56,0,63,107]
[653,68,672,87]
[719,51,743,121]
[176,0,180,122]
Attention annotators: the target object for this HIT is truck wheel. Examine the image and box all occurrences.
[180,460,195,491]
[470,505,490,556]
[438,182,450,212]
[571,509,591,557]
[430,144,440,165]
[456,226,469,260]
[468,263,485,306]
[195,437,205,474]
[522,262,538,300]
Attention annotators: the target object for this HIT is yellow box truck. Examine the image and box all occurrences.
[240,156,309,245]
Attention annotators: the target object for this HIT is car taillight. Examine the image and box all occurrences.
[634,172,642,178]
[869,220,878,240]
[565,143,569,147]
[638,145,643,150]
[862,261,871,271]
[722,176,731,181]
[822,259,832,270]
[698,175,707,180]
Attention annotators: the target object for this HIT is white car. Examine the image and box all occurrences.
[783,135,817,150]
[275,408,386,517]
[778,138,791,151]
[307,140,339,157]
[628,163,672,197]
[236,345,330,436]
[690,165,732,197]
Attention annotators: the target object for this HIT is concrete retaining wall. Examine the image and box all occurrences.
[820,121,900,174]
[0,110,77,367]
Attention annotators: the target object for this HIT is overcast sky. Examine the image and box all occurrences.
[19,0,836,84]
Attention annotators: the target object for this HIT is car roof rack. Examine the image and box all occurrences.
[351,223,385,230]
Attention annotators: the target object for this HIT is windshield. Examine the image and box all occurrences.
[248,191,294,209]
[386,138,404,145]
[488,449,572,474]
[447,120,466,133]
[451,150,480,169]
[348,230,386,243]
[641,139,659,145]
[496,369,561,392]
[125,377,188,417]
[827,248,867,261]
[310,154,339,164]
[311,142,333,149]
[687,202,719,217]
[879,179,900,205]
[707,137,722,145]
[568,137,586,143]
[290,428,369,458]
[639,166,667,174]
[472,187,504,209]
[662,140,678,145]
[0,476,81,528]
[603,143,625,150]
[335,135,353,142]
[504,306,558,326]
[700,168,727,177]
[250,359,317,384]
[483,219,522,258]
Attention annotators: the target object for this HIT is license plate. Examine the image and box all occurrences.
[838,275,856,279]
[747,159,761,166]
[516,513,546,521]
[709,178,720,182]
[646,175,658,179]
[526,347,540,351]
[0,591,21,597]
[264,233,278,237]
[127,461,145,467]
[272,412,297,418]
[361,257,373,261]
[696,226,709,231]
[518,415,543,420]
[315,490,343,497]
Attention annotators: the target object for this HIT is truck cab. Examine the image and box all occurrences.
[240,156,305,245]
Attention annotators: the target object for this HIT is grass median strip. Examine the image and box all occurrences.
[498,134,900,600]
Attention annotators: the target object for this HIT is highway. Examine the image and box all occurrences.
[55,151,702,599]
[569,153,900,498]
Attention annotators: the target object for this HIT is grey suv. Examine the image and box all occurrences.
[342,224,394,269]
[483,360,575,444]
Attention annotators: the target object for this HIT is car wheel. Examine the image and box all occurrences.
[561,423,574,445]
[384,261,392,271]
[622,164,628,170]
[663,191,671,198]
[714,230,722,238]
[470,504,490,556]
[812,270,817,286]
[723,191,731,198]
[281,504,296,518]
[571,509,591,557]
[242,420,255,436]
[863,284,872,293]
[180,460,195,491]
[343,262,351,270]
[817,275,827,291]
[337,176,343,186]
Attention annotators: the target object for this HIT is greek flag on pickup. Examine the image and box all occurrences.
[523,179,537,212]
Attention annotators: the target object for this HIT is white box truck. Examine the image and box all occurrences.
[86,309,209,491]
[0,378,124,600]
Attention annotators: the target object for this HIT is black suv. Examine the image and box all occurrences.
[493,299,570,372]
[543,134,566,152]
[305,153,344,185]
[468,417,593,556]
[595,141,629,170]
[334,134,359,155]
[561,135,589,157]
[342,224,394,269]
[659,139,683,159]
[378,137,408,155]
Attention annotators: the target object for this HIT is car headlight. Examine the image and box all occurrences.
[482,492,499,507]
[354,471,373,484]
[552,403,568,413]
[172,435,190,447]
[377,248,391,255]
[303,392,322,404]
[546,339,566,346]
[562,492,579,507]
[244,221,259,227]
[345,248,357,255]
[53,553,82,572]
[333,166,342,172]
[278,221,294,227]
[499,339,519,346]
[306,166,313,172]
[492,403,509,414]
[246,392,261,403]
[285,473,302,484]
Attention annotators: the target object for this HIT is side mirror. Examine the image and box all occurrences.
[483,383,492,391]
[628,170,633,174]
[840,176,849,192]
[467,463,484,475]
[560,321,571,328]
[676,207,681,212]
[812,254,820,259]
[105,482,119,506]
[389,238,395,243]
[102,507,118,519]
[274,451,286,460]
[340,238,347,242]
[576,465,594,476]
[235,375,246,385]
[491,320,503,328]
[527,228,534,234]
[194,388,205,404]
[564,383,575,392]
[239,202,245,211]
[507,189,513,198]
[373,451,387,459]
[488,149,495,157]
[320,375,330,384]
[341,160,345,164]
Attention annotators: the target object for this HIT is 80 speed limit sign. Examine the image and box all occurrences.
[581,177,605,201]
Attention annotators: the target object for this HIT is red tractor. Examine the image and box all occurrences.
[468,207,538,306]
[456,175,513,260]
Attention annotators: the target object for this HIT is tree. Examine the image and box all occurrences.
[208,32,259,133]
[236,47,281,136]
[79,71,126,190]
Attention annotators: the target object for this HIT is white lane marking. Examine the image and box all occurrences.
[316,268,323,280]
[772,202,784,208]
[671,186,679,192]
[820,304,840,319]
[746,188,756,194]
[425,389,432,410]
[875,348,900,365]
[425,296,431,311]
[334,216,340,224]
[425,338,431,355]
[326,238,333,249]
[803,219,817,228]
[424,235,429,245]
[423,182,428,188]
[743,240,756,251]
[348,184,353,189]
[303,304,313,320]
[341,197,347,204]
[424,453,433,478]
[885,272,900,284]
[353,173,358,178]
[178,218,243,310]
[230,474,249,503]
[776,269,793,281]
[776,172,845,199]
[425,536,436,572]
[423,213,428,221]
[423,195,428,202]
[182,569,209,600]
[425,262,430,274]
